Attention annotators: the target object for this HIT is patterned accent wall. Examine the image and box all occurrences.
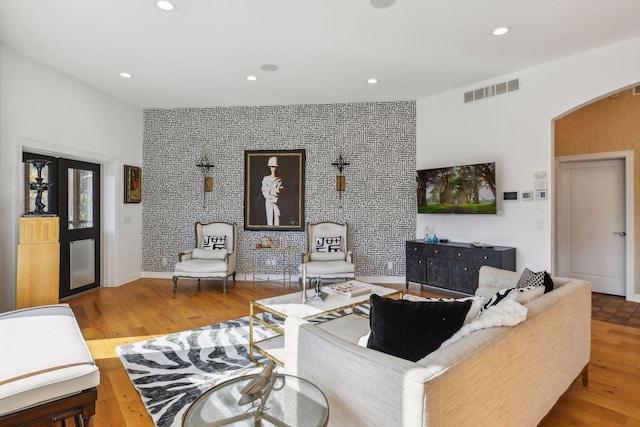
[142,101,416,278]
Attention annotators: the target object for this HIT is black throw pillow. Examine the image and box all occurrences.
[366,294,472,362]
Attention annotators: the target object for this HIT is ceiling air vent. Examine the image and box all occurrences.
[632,85,640,96]
[464,78,520,104]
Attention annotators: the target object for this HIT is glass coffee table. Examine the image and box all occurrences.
[182,373,328,427]
[249,280,401,366]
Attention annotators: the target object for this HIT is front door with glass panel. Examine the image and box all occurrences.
[58,159,100,298]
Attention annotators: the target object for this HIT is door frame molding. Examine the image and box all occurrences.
[17,137,119,289]
[554,150,637,302]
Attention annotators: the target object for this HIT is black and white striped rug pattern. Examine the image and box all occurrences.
[116,308,365,427]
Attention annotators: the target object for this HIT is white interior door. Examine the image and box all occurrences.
[557,159,625,295]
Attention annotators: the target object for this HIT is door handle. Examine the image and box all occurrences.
[613,231,626,236]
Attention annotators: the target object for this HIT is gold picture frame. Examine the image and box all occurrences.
[124,165,142,203]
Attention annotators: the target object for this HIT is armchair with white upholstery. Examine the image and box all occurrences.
[300,221,355,287]
[173,221,237,293]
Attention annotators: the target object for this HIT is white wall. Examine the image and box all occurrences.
[0,46,143,312]
[417,36,640,275]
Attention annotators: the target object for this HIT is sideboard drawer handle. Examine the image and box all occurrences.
[414,247,417,251]
[434,250,438,254]
[457,252,461,257]
[483,256,488,260]
[464,267,468,271]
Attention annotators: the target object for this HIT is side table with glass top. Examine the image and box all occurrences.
[182,373,329,427]
[244,246,292,287]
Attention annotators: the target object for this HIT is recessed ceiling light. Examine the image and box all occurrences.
[119,72,132,78]
[492,26,510,36]
[367,78,379,84]
[260,64,279,72]
[156,1,175,11]
[370,0,396,9]
[246,75,258,81]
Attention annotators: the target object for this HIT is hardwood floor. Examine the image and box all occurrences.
[64,278,640,426]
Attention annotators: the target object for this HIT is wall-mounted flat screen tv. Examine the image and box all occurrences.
[417,162,496,214]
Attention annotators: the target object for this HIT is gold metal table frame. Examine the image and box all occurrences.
[249,281,402,367]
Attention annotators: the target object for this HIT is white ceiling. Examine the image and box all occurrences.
[2,0,640,109]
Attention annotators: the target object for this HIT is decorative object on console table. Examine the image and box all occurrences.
[124,165,142,203]
[24,159,54,215]
[405,240,516,294]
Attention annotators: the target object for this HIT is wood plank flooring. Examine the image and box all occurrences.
[63,278,640,426]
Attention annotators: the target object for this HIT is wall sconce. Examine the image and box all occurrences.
[196,154,214,208]
[331,152,350,208]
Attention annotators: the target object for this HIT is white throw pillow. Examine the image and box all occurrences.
[192,248,228,260]
[403,294,484,325]
[309,251,346,261]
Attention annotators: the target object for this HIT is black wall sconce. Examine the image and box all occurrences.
[331,152,350,208]
[196,154,214,208]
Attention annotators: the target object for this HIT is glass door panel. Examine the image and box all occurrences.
[68,168,94,229]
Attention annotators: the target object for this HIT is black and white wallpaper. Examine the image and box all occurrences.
[142,101,416,278]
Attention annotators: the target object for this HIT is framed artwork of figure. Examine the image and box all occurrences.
[244,149,305,231]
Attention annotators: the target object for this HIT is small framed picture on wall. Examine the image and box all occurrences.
[124,165,142,203]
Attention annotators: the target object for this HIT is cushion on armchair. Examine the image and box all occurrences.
[309,251,346,261]
[191,248,228,260]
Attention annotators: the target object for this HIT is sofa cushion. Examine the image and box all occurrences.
[366,294,471,362]
[403,294,483,324]
[517,268,554,293]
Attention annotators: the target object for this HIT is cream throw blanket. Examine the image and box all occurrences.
[440,300,528,349]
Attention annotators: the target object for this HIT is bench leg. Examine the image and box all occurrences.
[581,363,589,386]
[172,276,178,292]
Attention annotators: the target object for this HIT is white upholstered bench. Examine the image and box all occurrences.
[0,304,100,426]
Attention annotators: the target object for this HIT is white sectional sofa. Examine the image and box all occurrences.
[0,304,100,426]
[284,266,591,427]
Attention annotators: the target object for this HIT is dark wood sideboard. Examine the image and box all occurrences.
[406,240,516,294]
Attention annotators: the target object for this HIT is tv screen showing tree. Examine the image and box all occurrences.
[417,162,496,214]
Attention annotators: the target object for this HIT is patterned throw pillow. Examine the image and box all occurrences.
[203,235,226,250]
[315,236,341,252]
[483,286,545,310]
[517,267,554,293]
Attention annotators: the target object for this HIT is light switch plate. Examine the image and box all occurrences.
[534,179,547,190]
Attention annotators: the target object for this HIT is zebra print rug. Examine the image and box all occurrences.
[116,308,364,427]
